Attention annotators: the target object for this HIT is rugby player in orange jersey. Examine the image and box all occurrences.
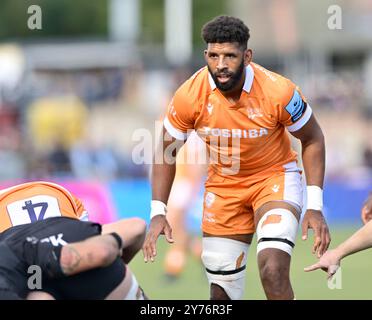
[143,15,330,300]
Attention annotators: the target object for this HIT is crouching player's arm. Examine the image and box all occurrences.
[59,233,124,276]
[23,232,124,278]
[27,223,148,300]
[61,217,148,275]
[305,219,372,278]
[102,217,147,264]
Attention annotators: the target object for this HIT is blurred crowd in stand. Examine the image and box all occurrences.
[0,45,371,182]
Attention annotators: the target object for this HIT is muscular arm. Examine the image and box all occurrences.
[23,233,122,279]
[142,126,186,262]
[152,126,185,203]
[291,114,330,257]
[102,217,147,264]
[60,234,121,276]
[291,114,325,187]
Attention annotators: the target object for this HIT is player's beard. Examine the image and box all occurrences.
[208,59,245,92]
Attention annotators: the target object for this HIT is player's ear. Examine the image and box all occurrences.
[244,49,253,66]
[204,49,208,61]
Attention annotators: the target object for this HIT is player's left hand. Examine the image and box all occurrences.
[301,209,331,258]
[304,249,340,279]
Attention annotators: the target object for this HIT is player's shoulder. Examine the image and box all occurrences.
[252,62,296,105]
[174,67,210,105]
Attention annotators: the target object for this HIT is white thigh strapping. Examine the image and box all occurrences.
[201,237,250,300]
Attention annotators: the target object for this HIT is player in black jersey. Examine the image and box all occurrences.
[0,216,147,300]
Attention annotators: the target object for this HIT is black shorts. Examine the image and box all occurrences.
[0,217,126,299]
[40,257,126,300]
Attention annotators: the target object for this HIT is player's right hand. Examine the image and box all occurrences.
[301,209,331,258]
[142,215,174,263]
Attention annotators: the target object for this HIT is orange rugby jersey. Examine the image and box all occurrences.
[164,62,312,176]
[0,181,88,232]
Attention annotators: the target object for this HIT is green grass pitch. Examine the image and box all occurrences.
[130,226,372,299]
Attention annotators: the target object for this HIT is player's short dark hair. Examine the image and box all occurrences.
[201,15,250,49]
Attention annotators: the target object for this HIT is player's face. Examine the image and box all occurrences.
[205,42,252,92]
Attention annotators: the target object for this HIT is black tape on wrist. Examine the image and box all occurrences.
[109,232,123,250]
